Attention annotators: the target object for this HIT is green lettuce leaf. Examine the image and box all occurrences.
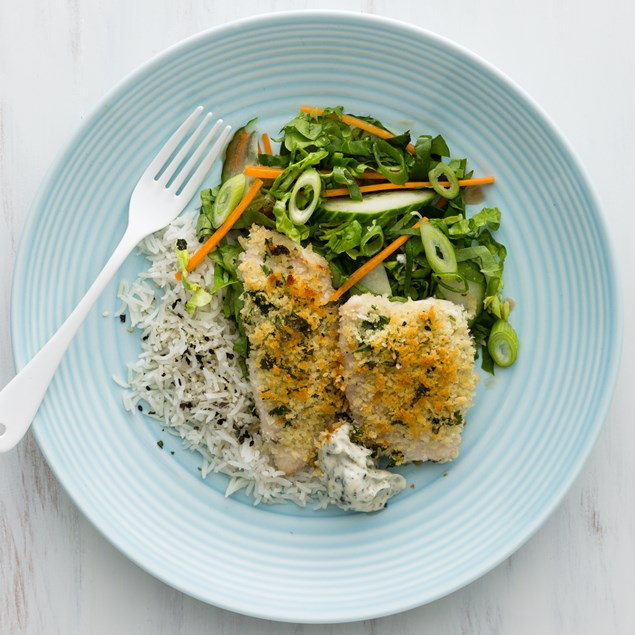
[273,200,310,242]
[175,246,213,314]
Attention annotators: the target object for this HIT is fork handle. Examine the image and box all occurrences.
[0,227,142,452]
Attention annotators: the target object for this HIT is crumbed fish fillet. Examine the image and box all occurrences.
[338,295,478,464]
[237,227,346,474]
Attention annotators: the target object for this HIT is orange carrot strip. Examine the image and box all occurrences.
[261,132,273,155]
[324,176,495,197]
[176,179,264,280]
[244,165,419,181]
[243,165,495,191]
[244,165,283,179]
[300,105,417,155]
[330,220,423,303]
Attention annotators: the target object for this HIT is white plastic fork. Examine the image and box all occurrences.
[0,107,231,452]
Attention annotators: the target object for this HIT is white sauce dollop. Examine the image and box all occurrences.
[319,423,407,512]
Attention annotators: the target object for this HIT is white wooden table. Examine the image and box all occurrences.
[1,1,633,633]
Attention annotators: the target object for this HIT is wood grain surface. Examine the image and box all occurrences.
[1,1,633,633]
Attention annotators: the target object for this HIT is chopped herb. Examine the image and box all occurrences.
[265,238,290,256]
[248,291,275,315]
[411,383,430,405]
[385,451,405,468]
[285,313,312,335]
[260,354,275,370]
[431,412,463,434]
[269,405,292,417]
[360,315,390,331]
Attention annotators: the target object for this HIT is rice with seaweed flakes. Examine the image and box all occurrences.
[119,214,330,507]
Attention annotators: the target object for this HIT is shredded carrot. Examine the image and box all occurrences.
[261,133,273,156]
[300,105,417,155]
[244,165,408,181]
[175,179,264,280]
[243,165,283,179]
[330,220,423,303]
[324,176,495,197]
[243,165,495,191]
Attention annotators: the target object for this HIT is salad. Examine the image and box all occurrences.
[180,105,518,374]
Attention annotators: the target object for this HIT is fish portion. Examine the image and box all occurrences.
[338,295,479,464]
[237,226,346,474]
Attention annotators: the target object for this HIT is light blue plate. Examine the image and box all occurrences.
[11,12,621,623]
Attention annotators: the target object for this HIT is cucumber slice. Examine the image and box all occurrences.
[353,263,392,296]
[221,120,258,183]
[435,261,485,321]
[316,189,435,223]
[212,173,246,227]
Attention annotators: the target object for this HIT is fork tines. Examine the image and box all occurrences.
[146,107,232,200]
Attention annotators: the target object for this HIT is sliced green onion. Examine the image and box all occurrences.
[289,168,321,225]
[487,319,519,367]
[428,163,459,199]
[420,221,458,274]
[212,173,246,228]
[372,140,408,184]
[359,222,384,257]
[434,272,468,293]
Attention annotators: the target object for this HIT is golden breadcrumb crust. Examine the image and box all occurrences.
[238,226,346,474]
[339,295,478,464]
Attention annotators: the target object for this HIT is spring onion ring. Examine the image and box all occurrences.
[487,319,519,367]
[289,168,322,225]
[428,163,459,199]
[212,173,246,228]
[420,221,458,274]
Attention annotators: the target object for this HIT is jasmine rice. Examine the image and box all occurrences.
[118,214,330,507]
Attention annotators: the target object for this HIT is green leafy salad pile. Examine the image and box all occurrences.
[177,106,518,373]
